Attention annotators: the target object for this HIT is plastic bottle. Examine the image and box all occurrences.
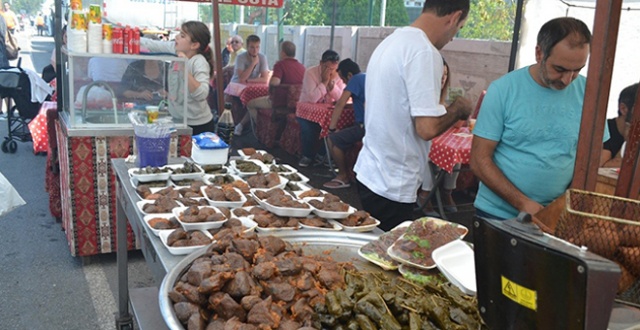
[112,26,123,53]
[132,28,140,54]
[123,25,131,54]
[216,103,234,145]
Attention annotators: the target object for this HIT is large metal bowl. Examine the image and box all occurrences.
[158,230,383,330]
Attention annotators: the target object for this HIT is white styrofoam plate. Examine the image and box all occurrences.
[172,206,228,231]
[165,163,205,181]
[200,164,232,175]
[142,214,180,237]
[331,217,380,233]
[202,174,245,187]
[249,188,312,217]
[128,167,172,182]
[293,188,327,199]
[299,218,342,231]
[432,240,476,295]
[255,224,301,233]
[357,221,413,270]
[136,200,182,216]
[386,218,469,270]
[130,176,170,190]
[207,217,259,236]
[237,149,268,159]
[281,171,310,184]
[230,159,270,177]
[200,185,248,209]
[268,163,297,176]
[158,229,213,255]
[304,197,357,219]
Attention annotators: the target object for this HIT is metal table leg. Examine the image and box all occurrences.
[116,179,133,330]
[323,137,335,172]
[416,162,448,219]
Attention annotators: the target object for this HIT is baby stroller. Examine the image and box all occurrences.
[0,60,46,153]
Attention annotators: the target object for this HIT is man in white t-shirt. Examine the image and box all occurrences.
[354,0,473,231]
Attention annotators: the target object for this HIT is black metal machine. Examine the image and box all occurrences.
[474,213,621,330]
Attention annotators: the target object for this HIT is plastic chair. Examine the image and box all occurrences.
[255,84,302,147]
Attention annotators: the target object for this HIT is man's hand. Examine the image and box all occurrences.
[137,90,153,101]
[520,199,544,216]
[450,97,473,120]
[320,64,332,84]
[250,54,259,66]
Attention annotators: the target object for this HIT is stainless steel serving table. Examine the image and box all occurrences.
[114,158,184,330]
[113,158,384,330]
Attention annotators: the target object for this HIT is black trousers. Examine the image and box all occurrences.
[356,178,414,231]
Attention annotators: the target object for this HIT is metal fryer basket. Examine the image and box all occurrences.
[554,189,640,306]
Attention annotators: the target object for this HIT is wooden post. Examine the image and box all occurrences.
[615,89,640,199]
[572,0,622,191]
[212,0,226,115]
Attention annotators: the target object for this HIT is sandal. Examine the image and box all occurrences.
[323,178,351,189]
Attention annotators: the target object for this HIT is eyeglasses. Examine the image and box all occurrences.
[231,40,241,44]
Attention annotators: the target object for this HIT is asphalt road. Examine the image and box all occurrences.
[0,28,154,330]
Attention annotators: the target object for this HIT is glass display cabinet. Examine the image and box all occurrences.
[59,50,189,135]
[54,48,195,257]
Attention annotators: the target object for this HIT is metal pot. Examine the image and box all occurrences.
[158,230,382,330]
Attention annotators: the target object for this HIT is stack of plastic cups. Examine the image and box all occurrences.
[102,23,112,54]
[86,4,102,53]
[67,10,87,52]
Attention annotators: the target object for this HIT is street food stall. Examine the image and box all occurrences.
[55,50,194,256]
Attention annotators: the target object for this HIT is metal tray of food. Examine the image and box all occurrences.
[158,230,383,330]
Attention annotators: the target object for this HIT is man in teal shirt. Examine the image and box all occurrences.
[470,17,609,220]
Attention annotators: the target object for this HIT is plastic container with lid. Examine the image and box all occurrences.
[191,132,229,165]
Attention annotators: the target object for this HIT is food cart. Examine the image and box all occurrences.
[54,50,193,257]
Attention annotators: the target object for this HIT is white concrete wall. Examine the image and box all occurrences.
[302,26,356,67]
[354,27,397,71]
[442,39,512,108]
[263,25,306,68]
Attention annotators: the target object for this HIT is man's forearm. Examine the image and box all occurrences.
[471,156,532,212]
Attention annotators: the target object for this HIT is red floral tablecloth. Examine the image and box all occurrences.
[296,102,354,138]
[240,84,269,106]
[429,127,473,173]
[28,101,57,154]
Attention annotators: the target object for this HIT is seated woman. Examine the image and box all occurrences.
[118,59,168,103]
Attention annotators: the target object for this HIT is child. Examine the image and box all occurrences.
[141,21,215,135]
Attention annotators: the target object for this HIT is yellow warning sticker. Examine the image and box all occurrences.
[501,276,537,311]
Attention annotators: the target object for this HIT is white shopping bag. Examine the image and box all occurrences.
[0,171,25,217]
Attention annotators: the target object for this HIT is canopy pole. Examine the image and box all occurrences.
[277,7,283,42]
[379,0,386,26]
[212,0,225,115]
[507,0,524,72]
[330,0,337,50]
[572,0,622,191]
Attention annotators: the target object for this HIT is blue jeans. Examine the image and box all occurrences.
[297,117,325,159]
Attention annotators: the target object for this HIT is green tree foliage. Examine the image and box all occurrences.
[458,0,515,41]
[321,0,408,26]
[284,0,326,25]
[199,4,240,24]
[12,0,44,16]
